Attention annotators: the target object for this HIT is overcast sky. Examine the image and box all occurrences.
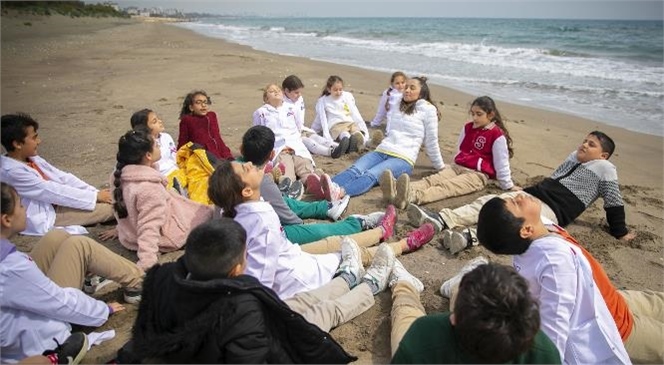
[102,0,664,19]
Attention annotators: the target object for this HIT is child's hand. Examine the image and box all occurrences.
[97,189,113,204]
[619,231,637,241]
[107,302,125,314]
[98,227,118,241]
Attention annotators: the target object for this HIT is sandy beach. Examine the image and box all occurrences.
[2,14,663,363]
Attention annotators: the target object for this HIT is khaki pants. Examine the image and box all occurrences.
[54,202,115,227]
[390,282,426,356]
[30,230,143,289]
[620,290,664,364]
[330,121,362,141]
[301,228,404,266]
[410,164,488,205]
[277,151,315,182]
[285,277,374,332]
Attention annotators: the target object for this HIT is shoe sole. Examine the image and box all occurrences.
[124,293,142,305]
[320,174,333,201]
[442,230,453,250]
[379,170,396,204]
[288,181,305,200]
[394,174,410,210]
[381,205,397,240]
[407,204,444,233]
[329,195,350,220]
[70,333,89,365]
[306,175,324,200]
[332,138,351,158]
[448,231,469,255]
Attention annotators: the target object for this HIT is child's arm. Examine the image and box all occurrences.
[347,93,369,137]
[492,136,516,190]
[598,166,631,239]
[252,107,266,127]
[314,97,334,142]
[371,89,390,125]
[421,103,445,170]
[261,179,304,225]
[177,118,190,150]
[223,296,271,363]
[244,220,281,288]
[134,187,168,271]
[209,113,234,160]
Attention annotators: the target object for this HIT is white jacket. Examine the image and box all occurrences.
[371,87,402,134]
[375,99,445,170]
[311,91,368,142]
[0,238,109,363]
[283,94,306,132]
[157,132,178,176]
[0,155,97,235]
[513,234,630,364]
[232,201,340,300]
[252,103,315,165]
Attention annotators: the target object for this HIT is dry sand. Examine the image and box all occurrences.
[2,14,663,364]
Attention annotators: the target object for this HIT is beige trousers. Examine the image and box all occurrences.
[277,151,315,182]
[410,164,488,205]
[620,290,664,364]
[54,202,115,227]
[390,282,426,356]
[330,121,362,141]
[30,230,143,289]
[301,228,404,266]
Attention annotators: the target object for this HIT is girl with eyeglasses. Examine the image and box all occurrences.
[177,90,234,160]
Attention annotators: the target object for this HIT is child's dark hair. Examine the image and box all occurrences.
[1,182,18,215]
[208,160,245,218]
[471,96,514,158]
[179,90,212,118]
[477,197,530,255]
[282,74,304,91]
[385,71,407,111]
[184,218,247,280]
[241,125,275,166]
[321,75,343,97]
[129,108,153,130]
[113,128,154,219]
[1,113,39,152]
[589,130,615,158]
[455,263,541,363]
[400,77,439,120]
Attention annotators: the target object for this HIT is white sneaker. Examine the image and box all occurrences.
[335,237,365,287]
[442,228,477,255]
[327,195,350,221]
[362,243,396,294]
[394,173,411,210]
[388,259,424,292]
[440,256,489,298]
[351,211,385,230]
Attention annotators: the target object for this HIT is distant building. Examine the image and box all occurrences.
[102,2,120,11]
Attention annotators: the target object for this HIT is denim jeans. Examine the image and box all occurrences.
[332,151,412,196]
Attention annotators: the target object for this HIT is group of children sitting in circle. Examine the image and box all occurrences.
[0,71,661,364]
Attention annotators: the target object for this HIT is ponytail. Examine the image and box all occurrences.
[113,128,154,218]
[208,160,245,218]
[471,96,514,158]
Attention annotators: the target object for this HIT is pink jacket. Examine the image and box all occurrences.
[114,164,212,271]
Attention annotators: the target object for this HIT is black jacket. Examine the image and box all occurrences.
[130,258,356,364]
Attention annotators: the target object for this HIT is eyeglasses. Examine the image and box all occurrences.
[193,99,210,106]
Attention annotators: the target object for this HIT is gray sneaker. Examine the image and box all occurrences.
[362,243,396,294]
[351,211,385,230]
[335,237,365,287]
[407,204,446,233]
[379,170,396,204]
[394,173,411,210]
[123,286,142,305]
[388,259,424,292]
[442,228,477,254]
[439,256,489,298]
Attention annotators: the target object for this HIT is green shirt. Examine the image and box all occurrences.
[391,313,561,364]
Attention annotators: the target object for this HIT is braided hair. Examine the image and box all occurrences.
[471,96,514,158]
[113,127,154,219]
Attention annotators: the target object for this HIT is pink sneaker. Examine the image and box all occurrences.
[306,174,325,200]
[405,223,435,251]
[380,204,397,241]
[277,161,286,175]
[320,173,346,202]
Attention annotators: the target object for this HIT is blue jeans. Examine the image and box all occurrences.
[332,151,413,196]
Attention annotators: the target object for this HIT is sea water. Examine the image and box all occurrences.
[177,17,663,136]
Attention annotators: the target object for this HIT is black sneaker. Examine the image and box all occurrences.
[331,137,350,158]
[406,204,447,233]
[43,332,88,365]
[277,177,292,194]
[348,133,365,153]
[83,275,111,295]
[287,180,305,200]
[124,286,142,304]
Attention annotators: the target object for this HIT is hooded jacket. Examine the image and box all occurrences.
[177,111,233,161]
[130,258,356,364]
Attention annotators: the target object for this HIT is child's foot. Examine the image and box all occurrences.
[287,180,305,200]
[394,173,411,210]
[443,228,478,255]
[42,332,88,365]
[348,133,365,153]
[439,256,489,298]
[327,195,350,221]
[361,243,396,295]
[371,129,385,147]
[83,274,112,294]
[380,204,397,241]
[123,286,142,304]
[379,170,396,205]
[407,204,446,233]
[278,176,292,194]
[405,223,435,251]
[388,259,424,292]
[335,237,365,288]
[331,137,351,158]
[321,173,346,202]
[351,211,386,230]
[305,174,325,200]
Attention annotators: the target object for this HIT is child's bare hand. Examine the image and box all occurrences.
[98,227,118,241]
[619,231,637,241]
[97,189,113,204]
[108,302,125,314]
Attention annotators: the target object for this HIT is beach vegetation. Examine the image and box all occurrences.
[1,1,129,18]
